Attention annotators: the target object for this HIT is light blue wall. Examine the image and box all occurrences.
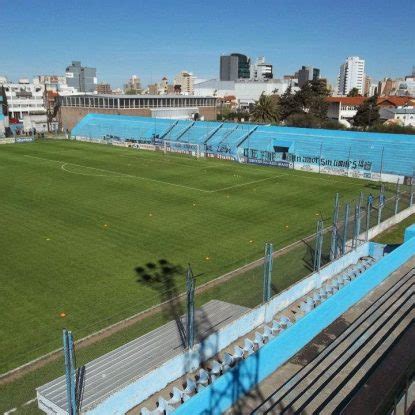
[404,223,415,242]
[174,236,415,415]
[71,113,415,176]
[85,244,372,414]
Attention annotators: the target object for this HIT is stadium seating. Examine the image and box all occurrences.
[72,114,415,177]
[138,256,378,415]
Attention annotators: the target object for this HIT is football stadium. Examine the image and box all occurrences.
[1,115,415,415]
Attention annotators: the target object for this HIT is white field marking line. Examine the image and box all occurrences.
[3,397,37,415]
[291,173,334,183]
[24,154,211,193]
[61,163,124,178]
[22,398,37,406]
[210,174,287,192]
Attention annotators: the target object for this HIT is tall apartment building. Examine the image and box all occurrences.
[125,75,141,93]
[337,56,365,96]
[96,83,112,94]
[220,53,250,81]
[220,55,238,81]
[250,57,273,81]
[297,65,320,88]
[174,71,194,95]
[65,61,97,93]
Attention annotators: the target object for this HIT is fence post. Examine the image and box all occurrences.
[378,184,384,225]
[263,242,273,303]
[186,264,195,349]
[63,329,77,415]
[379,146,384,182]
[366,201,371,241]
[314,220,324,271]
[330,193,340,260]
[410,172,414,207]
[353,204,359,249]
[394,179,400,215]
[342,203,350,255]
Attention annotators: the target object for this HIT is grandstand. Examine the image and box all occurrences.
[72,114,415,182]
[37,220,415,415]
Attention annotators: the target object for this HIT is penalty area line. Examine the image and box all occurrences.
[24,154,211,193]
[210,174,287,192]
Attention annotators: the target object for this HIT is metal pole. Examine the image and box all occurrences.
[263,243,273,302]
[68,332,77,414]
[356,201,361,246]
[63,330,72,415]
[411,173,415,207]
[330,193,340,260]
[314,220,323,271]
[186,264,195,349]
[352,204,359,249]
[63,329,77,415]
[378,185,384,225]
[379,146,384,182]
[366,200,371,241]
[342,203,350,255]
[394,178,400,215]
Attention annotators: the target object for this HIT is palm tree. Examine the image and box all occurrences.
[250,93,280,123]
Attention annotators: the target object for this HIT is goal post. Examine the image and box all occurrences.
[163,140,202,159]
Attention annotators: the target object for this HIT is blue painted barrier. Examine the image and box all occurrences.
[175,236,415,415]
[404,223,415,242]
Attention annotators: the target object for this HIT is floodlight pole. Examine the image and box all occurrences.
[313,220,324,271]
[263,242,273,303]
[63,329,77,415]
[186,264,195,349]
[330,193,340,261]
[342,203,350,255]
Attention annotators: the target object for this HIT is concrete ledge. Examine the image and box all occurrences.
[88,244,373,414]
[175,237,415,415]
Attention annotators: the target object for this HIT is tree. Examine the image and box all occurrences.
[0,86,8,116]
[353,95,380,127]
[347,87,360,97]
[279,86,302,120]
[250,93,280,123]
[280,80,330,121]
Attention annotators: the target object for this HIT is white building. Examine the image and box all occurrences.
[194,79,235,98]
[337,56,365,96]
[380,106,415,127]
[195,77,298,109]
[0,114,6,137]
[174,71,195,95]
[250,57,273,81]
[4,80,46,121]
[235,79,298,109]
[396,76,415,97]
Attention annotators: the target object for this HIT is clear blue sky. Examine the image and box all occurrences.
[1,0,414,87]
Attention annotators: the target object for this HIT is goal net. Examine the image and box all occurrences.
[163,140,202,158]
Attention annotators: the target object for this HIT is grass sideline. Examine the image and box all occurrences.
[0,240,326,414]
[373,214,415,244]
[0,139,371,375]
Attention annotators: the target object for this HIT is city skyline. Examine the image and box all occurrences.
[1,0,415,87]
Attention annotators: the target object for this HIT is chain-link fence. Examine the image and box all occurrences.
[2,181,415,415]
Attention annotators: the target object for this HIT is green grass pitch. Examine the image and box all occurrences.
[0,139,370,373]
